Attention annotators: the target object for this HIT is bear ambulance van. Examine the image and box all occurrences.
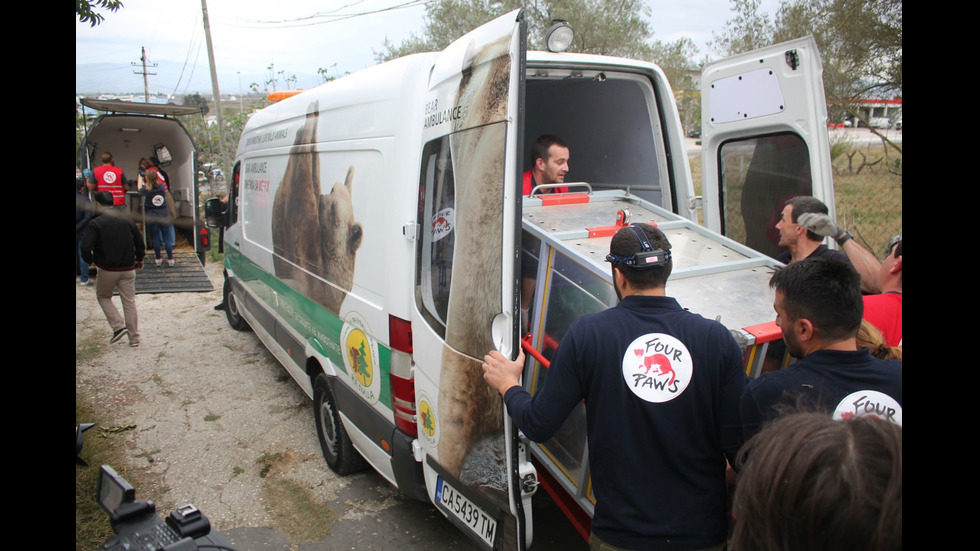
[206,10,834,549]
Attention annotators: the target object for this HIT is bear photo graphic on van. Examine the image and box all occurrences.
[271,101,363,316]
[435,33,513,493]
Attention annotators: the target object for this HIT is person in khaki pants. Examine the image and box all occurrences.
[81,191,146,347]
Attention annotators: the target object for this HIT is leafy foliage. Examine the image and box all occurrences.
[182,93,210,115]
[374,0,662,61]
[711,0,902,155]
[77,0,124,27]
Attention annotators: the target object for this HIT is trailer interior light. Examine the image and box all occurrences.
[545,20,574,53]
[119,128,142,133]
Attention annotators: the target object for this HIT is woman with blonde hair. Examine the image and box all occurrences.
[139,170,175,266]
[857,319,902,361]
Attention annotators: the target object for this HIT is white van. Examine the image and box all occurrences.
[206,10,833,549]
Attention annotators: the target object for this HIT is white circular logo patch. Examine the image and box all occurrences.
[103,171,117,184]
[833,390,902,426]
[622,333,692,402]
[151,195,165,207]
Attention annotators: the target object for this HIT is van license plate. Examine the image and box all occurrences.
[435,476,497,547]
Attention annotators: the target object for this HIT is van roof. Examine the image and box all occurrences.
[78,98,206,117]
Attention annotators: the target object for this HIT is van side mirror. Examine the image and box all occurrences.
[204,197,225,228]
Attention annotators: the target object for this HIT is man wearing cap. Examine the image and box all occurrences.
[484,223,745,551]
[81,191,145,347]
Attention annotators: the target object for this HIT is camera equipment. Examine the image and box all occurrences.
[95,465,232,551]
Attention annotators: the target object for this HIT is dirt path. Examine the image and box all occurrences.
[76,261,587,550]
[76,261,382,540]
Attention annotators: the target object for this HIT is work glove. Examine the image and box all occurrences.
[797,213,851,245]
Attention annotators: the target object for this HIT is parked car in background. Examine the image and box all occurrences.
[870,117,892,129]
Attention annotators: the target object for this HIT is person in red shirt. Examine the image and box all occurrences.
[862,235,902,346]
[89,152,131,207]
[522,134,569,196]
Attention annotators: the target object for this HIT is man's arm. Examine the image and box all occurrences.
[798,213,881,293]
[840,239,882,294]
[483,339,585,442]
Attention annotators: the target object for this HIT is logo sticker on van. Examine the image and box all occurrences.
[418,389,438,447]
[432,207,455,242]
[341,315,380,404]
[622,333,692,402]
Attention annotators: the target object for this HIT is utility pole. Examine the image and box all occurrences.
[200,0,228,173]
[132,47,157,103]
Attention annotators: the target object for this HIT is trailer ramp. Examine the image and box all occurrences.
[134,249,213,294]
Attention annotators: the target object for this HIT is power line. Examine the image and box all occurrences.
[217,0,429,29]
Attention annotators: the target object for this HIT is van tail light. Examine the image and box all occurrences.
[389,315,417,437]
[199,226,210,250]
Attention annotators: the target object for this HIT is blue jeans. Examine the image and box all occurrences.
[148,221,175,260]
[76,232,90,282]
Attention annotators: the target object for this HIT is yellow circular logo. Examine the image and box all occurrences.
[345,328,373,388]
[419,400,436,438]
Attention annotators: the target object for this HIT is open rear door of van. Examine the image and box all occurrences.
[411,9,531,551]
[699,36,835,260]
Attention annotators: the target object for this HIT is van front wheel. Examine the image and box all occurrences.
[224,278,249,331]
[314,374,365,475]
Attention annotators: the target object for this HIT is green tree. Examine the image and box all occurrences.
[774,0,901,152]
[77,0,124,27]
[711,0,901,155]
[708,0,775,56]
[182,92,210,115]
[374,0,660,61]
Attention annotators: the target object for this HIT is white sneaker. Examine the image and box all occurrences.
[155,258,163,266]
[167,259,175,267]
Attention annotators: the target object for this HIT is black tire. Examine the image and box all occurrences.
[224,278,249,331]
[313,374,365,475]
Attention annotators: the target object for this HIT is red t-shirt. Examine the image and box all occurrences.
[522,170,567,196]
[863,291,902,346]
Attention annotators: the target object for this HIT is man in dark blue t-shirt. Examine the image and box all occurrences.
[741,257,902,441]
[484,223,745,551]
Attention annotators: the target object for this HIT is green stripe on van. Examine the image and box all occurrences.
[225,246,392,408]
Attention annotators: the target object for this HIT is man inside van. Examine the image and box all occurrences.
[521,135,572,327]
[484,223,745,551]
[89,152,132,208]
[522,134,569,195]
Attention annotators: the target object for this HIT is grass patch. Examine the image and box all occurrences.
[233,466,245,476]
[76,398,147,551]
[257,451,283,478]
[204,413,221,422]
[261,477,337,542]
[76,334,107,364]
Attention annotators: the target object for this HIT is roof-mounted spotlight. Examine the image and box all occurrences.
[545,20,574,53]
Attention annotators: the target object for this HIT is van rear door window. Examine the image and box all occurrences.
[717,133,812,259]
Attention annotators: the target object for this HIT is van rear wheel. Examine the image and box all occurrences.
[224,279,249,331]
[314,374,365,475]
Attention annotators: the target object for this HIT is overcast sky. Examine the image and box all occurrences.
[76,0,781,96]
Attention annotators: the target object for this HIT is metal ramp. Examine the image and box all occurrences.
[134,249,213,294]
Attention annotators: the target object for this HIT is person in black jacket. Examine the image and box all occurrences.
[76,175,94,285]
[81,191,146,347]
